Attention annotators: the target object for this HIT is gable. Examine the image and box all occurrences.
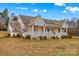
[9,20,21,33]
[62,21,69,28]
[32,16,46,26]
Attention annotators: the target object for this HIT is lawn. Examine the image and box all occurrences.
[0,36,79,56]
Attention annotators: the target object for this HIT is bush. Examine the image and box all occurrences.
[39,36,42,40]
[43,36,47,40]
[67,35,72,38]
[17,34,22,38]
[51,36,55,40]
[0,31,10,38]
[5,33,10,38]
[61,35,72,39]
[56,36,59,39]
[26,35,31,39]
[61,36,68,39]
[8,34,10,37]
[64,36,67,38]
[61,36,64,39]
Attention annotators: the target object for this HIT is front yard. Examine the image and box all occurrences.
[0,36,79,56]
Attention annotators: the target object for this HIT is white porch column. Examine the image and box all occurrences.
[43,26,45,36]
[66,28,68,35]
[59,28,62,39]
[60,28,62,34]
[49,29,52,36]
[32,25,34,37]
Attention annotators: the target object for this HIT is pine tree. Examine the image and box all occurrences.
[2,8,9,30]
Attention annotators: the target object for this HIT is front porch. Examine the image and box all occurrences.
[22,25,68,38]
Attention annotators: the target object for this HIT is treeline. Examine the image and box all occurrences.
[67,18,79,36]
[0,8,17,31]
[68,28,79,36]
[0,8,9,31]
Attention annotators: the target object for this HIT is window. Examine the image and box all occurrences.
[47,28,49,32]
[62,28,66,32]
[58,28,60,32]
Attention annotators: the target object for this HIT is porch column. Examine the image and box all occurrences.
[43,26,45,36]
[32,25,34,37]
[59,28,62,39]
[66,28,68,35]
[60,28,62,33]
[49,29,52,36]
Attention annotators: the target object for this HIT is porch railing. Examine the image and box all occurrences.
[22,31,67,37]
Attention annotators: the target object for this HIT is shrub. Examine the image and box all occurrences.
[39,36,42,40]
[67,35,72,38]
[17,34,22,38]
[1,33,10,38]
[5,33,10,38]
[26,35,31,39]
[64,36,67,38]
[8,34,10,37]
[56,36,59,39]
[0,31,10,38]
[51,36,55,40]
[61,36,64,39]
[61,36,68,39]
[43,36,47,40]
[13,35,16,37]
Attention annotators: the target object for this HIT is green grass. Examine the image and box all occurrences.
[0,36,79,56]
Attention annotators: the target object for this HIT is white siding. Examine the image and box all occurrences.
[61,21,68,36]
[8,22,18,37]
[62,21,69,28]
[17,16,25,30]
[32,17,46,26]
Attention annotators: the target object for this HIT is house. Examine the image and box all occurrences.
[68,20,76,29]
[76,19,79,29]
[8,15,69,39]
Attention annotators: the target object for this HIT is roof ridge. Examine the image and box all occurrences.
[19,15,34,18]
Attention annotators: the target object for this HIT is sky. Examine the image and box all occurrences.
[0,3,79,20]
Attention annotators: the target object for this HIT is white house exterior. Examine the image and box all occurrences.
[8,15,69,39]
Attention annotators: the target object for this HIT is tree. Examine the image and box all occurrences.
[2,8,9,29]
[2,8,8,18]
[76,19,79,29]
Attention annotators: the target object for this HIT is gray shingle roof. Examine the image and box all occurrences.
[19,15,64,28]
[10,15,65,33]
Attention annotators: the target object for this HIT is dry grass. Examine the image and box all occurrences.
[0,36,79,56]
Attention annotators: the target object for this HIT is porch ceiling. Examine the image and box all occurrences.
[46,25,60,28]
[29,24,47,27]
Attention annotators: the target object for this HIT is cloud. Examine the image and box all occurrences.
[43,9,47,12]
[33,9,38,12]
[65,6,79,13]
[54,3,66,6]
[16,7,28,10]
[30,3,35,4]
[62,10,67,13]
[33,9,47,12]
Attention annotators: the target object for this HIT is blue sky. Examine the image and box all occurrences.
[0,3,79,20]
